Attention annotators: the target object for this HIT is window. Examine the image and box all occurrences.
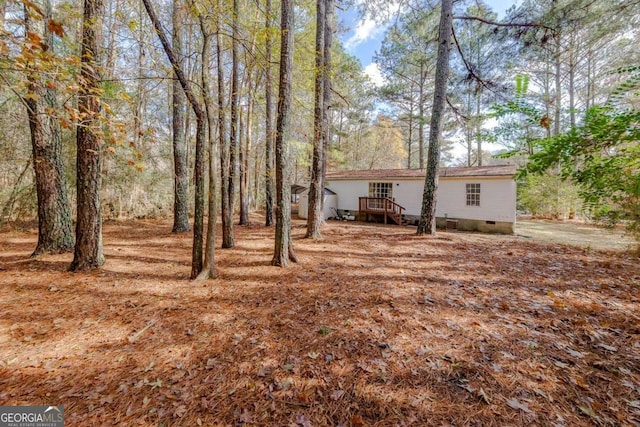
[368,182,393,209]
[369,182,393,199]
[466,183,480,206]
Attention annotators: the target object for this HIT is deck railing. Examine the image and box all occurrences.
[358,197,405,224]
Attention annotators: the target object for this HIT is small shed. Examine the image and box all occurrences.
[298,188,338,220]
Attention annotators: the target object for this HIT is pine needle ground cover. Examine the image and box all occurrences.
[1,218,638,426]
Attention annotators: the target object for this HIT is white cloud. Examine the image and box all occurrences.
[364,63,385,87]
[344,17,383,52]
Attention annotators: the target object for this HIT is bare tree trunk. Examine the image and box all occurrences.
[142,0,206,278]
[417,0,453,236]
[239,94,253,225]
[264,0,275,227]
[553,31,561,137]
[222,0,239,247]
[407,99,414,168]
[568,33,576,128]
[0,1,5,30]
[321,0,333,208]
[23,1,74,257]
[418,61,425,170]
[70,0,105,270]
[272,0,297,266]
[216,5,230,246]
[476,87,482,166]
[586,49,592,111]
[306,0,326,239]
[172,0,190,232]
[197,13,217,280]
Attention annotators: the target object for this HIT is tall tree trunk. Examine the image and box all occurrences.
[417,0,453,236]
[306,0,326,239]
[586,49,592,111]
[553,31,561,137]
[197,12,217,280]
[70,0,105,270]
[142,0,206,279]
[568,33,576,128]
[24,1,74,256]
[264,0,275,227]
[272,0,297,266]
[407,99,414,168]
[239,94,253,225]
[222,0,239,248]
[216,5,230,246]
[321,0,333,207]
[544,51,552,139]
[172,0,190,232]
[475,36,482,166]
[418,61,425,169]
[0,2,5,30]
[475,86,482,166]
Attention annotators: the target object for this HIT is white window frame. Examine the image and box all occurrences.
[466,183,480,207]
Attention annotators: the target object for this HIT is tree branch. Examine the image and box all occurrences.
[453,15,555,32]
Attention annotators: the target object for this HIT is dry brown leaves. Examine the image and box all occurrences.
[0,217,639,426]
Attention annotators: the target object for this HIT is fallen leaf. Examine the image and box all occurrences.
[351,415,366,427]
[506,398,532,414]
[330,389,344,401]
[295,412,312,427]
[239,408,252,423]
[597,343,617,352]
[479,387,491,404]
[578,403,598,419]
[565,348,584,359]
[174,404,187,418]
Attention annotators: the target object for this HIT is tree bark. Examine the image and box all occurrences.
[216,5,231,247]
[321,0,333,208]
[223,0,239,247]
[306,0,326,240]
[239,94,253,225]
[70,0,105,270]
[264,0,275,227]
[418,61,425,170]
[172,0,190,232]
[142,0,206,278]
[417,0,453,236]
[23,1,74,257]
[272,0,297,266]
[195,6,217,280]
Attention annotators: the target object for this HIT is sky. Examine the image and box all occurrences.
[339,0,522,86]
[337,0,523,161]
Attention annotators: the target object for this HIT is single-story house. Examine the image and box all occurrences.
[322,165,517,234]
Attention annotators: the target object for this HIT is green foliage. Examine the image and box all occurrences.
[524,106,640,240]
[518,173,580,218]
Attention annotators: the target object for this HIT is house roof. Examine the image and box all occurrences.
[325,165,516,181]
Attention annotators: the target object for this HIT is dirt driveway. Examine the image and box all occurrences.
[516,219,637,251]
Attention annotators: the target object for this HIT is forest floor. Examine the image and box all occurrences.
[0,217,639,426]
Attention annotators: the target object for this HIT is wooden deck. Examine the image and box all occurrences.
[358,197,405,225]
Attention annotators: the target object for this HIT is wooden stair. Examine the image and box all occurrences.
[358,197,406,226]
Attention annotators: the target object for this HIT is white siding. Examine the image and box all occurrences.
[324,181,369,211]
[325,177,516,223]
[436,178,516,222]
